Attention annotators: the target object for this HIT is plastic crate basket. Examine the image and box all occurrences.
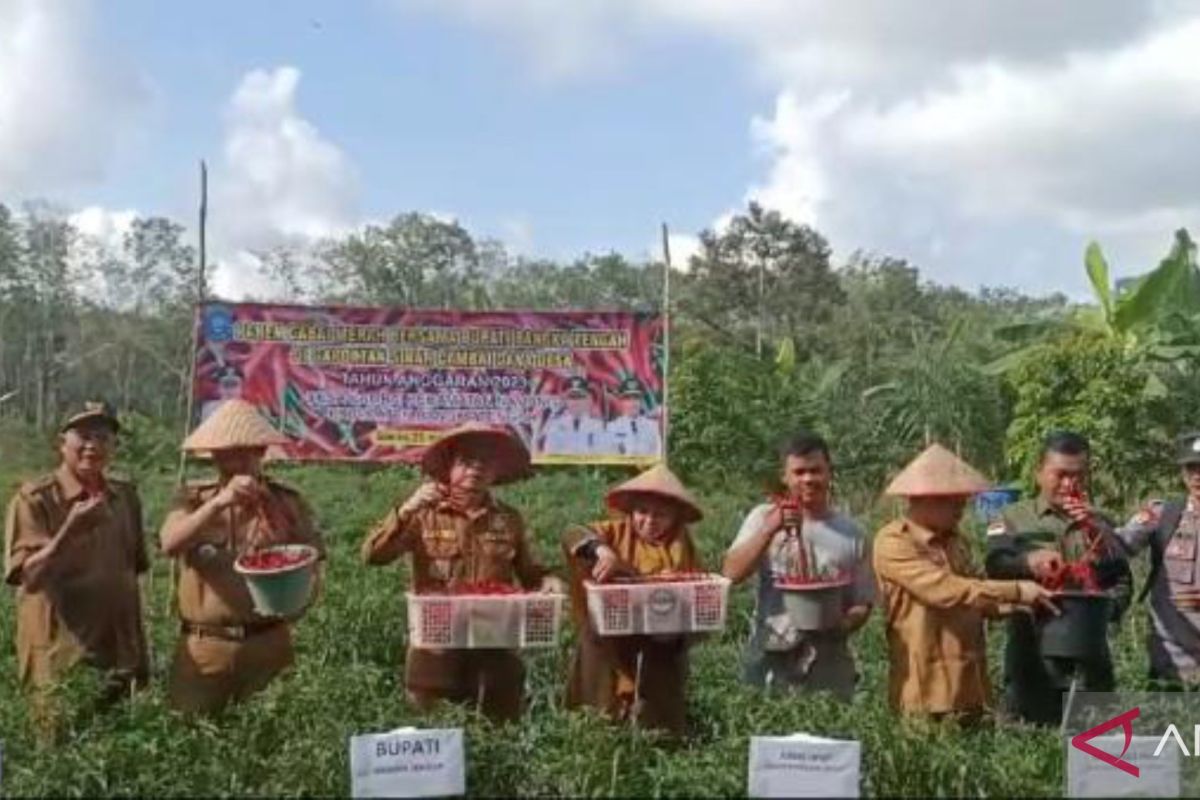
[405,592,565,650]
[584,574,731,636]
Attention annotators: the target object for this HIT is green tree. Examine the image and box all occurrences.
[680,202,845,358]
[315,213,487,308]
[1005,335,1172,503]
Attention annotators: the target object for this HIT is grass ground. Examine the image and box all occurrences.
[0,424,1165,796]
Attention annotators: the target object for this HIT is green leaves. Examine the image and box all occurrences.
[1112,228,1200,335]
[1085,241,1114,326]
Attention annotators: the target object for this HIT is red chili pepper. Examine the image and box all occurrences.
[426,580,523,596]
[1036,489,1105,593]
[613,571,712,585]
[775,570,852,588]
[237,548,311,571]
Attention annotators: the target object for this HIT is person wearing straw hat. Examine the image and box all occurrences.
[873,443,1058,718]
[362,422,564,723]
[4,401,149,743]
[723,432,873,701]
[159,399,325,714]
[1118,431,1200,688]
[986,431,1131,726]
[561,463,705,736]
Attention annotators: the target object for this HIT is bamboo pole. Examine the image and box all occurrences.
[659,223,672,467]
[165,160,207,617]
[176,159,208,487]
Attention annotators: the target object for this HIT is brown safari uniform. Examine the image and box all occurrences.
[562,517,701,736]
[164,478,324,713]
[874,517,1029,715]
[362,495,548,722]
[874,443,1039,718]
[4,466,149,738]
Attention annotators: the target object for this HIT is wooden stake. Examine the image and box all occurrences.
[660,222,672,468]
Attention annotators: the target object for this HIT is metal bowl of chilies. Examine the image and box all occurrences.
[774,575,851,631]
[234,544,319,617]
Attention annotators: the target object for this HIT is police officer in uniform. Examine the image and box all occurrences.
[1118,431,1200,687]
[985,431,1132,726]
[603,376,662,458]
[4,402,149,743]
[540,376,604,456]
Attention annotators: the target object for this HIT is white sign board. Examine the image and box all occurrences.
[349,727,465,798]
[1067,735,1180,798]
[748,733,861,798]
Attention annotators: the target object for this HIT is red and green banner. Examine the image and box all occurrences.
[192,302,665,465]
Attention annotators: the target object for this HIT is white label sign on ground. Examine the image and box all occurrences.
[1066,735,1180,798]
[349,727,465,798]
[748,733,861,798]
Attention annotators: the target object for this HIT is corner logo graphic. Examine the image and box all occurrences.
[1071,706,1141,778]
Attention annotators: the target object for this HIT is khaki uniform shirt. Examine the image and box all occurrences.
[561,517,701,735]
[4,467,149,686]
[166,478,323,627]
[874,517,1026,715]
[361,495,547,590]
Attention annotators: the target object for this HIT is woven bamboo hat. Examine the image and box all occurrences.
[420,423,531,485]
[606,463,703,523]
[182,399,290,453]
[885,443,990,497]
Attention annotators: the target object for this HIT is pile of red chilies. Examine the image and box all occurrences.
[237,548,310,571]
[425,580,523,596]
[775,570,853,588]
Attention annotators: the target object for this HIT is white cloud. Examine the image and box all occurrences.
[69,206,137,253]
[0,0,148,195]
[208,66,360,299]
[498,216,535,255]
[411,0,1155,87]
[413,0,1200,295]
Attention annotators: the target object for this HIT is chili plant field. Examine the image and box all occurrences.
[0,454,1158,797]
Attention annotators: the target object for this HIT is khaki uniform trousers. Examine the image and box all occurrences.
[168,623,293,714]
[404,646,525,723]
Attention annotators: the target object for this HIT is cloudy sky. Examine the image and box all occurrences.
[2,0,1198,298]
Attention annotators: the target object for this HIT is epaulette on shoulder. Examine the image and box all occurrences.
[492,498,523,519]
[264,477,302,496]
[18,474,57,500]
[106,473,135,489]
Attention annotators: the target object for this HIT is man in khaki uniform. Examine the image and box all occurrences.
[873,444,1056,718]
[160,399,324,714]
[362,422,563,723]
[4,402,149,742]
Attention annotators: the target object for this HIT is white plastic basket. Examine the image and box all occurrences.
[584,574,731,636]
[405,591,566,650]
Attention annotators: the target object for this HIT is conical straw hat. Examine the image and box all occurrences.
[885,443,990,497]
[182,399,290,453]
[606,463,703,523]
[420,423,531,486]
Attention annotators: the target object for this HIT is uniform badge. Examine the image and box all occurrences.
[1134,504,1161,527]
[986,519,1008,537]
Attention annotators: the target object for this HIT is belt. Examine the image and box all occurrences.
[181,619,284,641]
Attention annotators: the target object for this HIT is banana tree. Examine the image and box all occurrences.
[983,228,1200,377]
